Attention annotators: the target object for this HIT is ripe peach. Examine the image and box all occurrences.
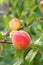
[9,18,21,30]
[12,31,31,50]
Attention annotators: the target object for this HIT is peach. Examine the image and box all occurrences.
[10,30,16,38]
[9,18,21,30]
[12,31,31,50]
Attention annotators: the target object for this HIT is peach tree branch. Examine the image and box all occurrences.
[0,40,12,44]
[4,17,43,37]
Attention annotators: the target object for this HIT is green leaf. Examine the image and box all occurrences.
[13,59,23,65]
[24,0,35,9]
[0,32,4,40]
[25,49,39,63]
[33,53,41,65]
[3,16,11,30]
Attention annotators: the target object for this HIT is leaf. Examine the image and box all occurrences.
[33,52,41,65]
[25,49,39,63]
[3,16,11,29]
[24,0,35,9]
[0,32,4,40]
[13,59,23,65]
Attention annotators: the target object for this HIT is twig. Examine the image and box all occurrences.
[4,21,32,37]
[37,17,43,20]
[0,40,12,44]
[18,21,32,30]
[4,29,11,37]
[4,17,43,37]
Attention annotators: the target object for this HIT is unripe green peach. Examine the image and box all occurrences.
[9,18,21,30]
[12,31,31,50]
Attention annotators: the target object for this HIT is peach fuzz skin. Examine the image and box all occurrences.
[9,18,21,30]
[12,31,31,50]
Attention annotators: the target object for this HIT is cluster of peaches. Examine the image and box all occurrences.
[9,18,31,50]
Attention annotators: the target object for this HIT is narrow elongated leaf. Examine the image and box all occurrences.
[13,59,23,65]
[0,32,4,40]
[25,49,39,63]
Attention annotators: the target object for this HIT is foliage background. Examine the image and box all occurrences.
[0,0,43,65]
